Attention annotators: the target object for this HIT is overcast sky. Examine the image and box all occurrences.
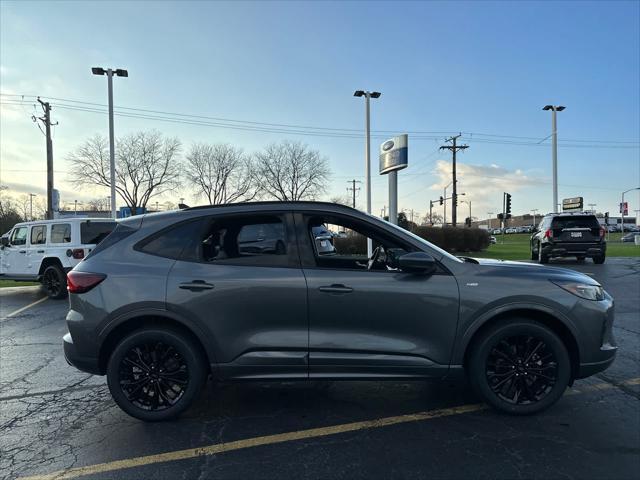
[1,0,639,221]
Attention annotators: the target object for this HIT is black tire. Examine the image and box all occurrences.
[537,243,548,264]
[530,247,536,261]
[107,328,207,422]
[593,255,605,264]
[42,264,67,299]
[467,318,571,415]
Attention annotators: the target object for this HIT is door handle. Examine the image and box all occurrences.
[179,280,214,292]
[318,284,353,294]
[19,250,26,254]
[37,250,45,253]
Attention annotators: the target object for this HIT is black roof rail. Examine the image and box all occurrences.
[183,201,357,211]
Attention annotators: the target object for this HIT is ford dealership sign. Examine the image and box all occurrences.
[379,134,408,175]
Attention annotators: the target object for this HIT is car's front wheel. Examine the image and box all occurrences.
[537,243,549,264]
[593,255,606,264]
[107,328,206,421]
[468,318,571,415]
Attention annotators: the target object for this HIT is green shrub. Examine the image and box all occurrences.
[413,226,490,253]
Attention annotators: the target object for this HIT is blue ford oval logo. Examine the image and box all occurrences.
[382,140,394,151]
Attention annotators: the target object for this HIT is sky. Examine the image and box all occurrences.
[1,0,639,222]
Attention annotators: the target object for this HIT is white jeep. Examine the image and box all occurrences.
[0,218,116,299]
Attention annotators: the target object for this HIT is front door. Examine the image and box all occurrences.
[297,212,459,378]
[165,212,308,380]
[1,226,30,276]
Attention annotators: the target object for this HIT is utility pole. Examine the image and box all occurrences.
[543,105,565,213]
[36,98,56,219]
[440,135,468,227]
[29,193,36,221]
[429,200,434,225]
[346,179,361,209]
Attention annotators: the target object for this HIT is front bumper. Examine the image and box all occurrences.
[542,241,605,258]
[63,332,101,375]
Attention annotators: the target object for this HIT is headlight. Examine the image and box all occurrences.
[551,281,605,301]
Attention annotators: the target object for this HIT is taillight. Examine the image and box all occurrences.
[599,227,605,238]
[544,229,553,239]
[72,248,85,259]
[67,271,106,294]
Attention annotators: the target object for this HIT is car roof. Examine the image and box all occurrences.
[12,218,116,227]
[183,201,356,213]
[544,212,597,217]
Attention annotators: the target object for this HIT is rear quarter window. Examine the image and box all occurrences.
[81,221,116,244]
[50,223,71,243]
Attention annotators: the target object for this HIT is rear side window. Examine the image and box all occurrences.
[138,219,206,260]
[81,221,116,244]
[51,223,71,243]
[85,223,137,260]
[552,216,600,229]
[30,225,46,245]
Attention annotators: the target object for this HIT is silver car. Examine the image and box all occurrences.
[63,202,616,421]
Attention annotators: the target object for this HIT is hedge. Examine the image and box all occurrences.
[332,226,490,255]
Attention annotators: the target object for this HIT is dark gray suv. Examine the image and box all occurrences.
[63,202,616,421]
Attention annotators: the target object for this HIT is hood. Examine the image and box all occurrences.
[466,257,600,286]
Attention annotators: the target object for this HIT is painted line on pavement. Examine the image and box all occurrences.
[19,376,640,480]
[2,296,48,321]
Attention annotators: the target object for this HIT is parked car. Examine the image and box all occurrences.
[0,218,116,298]
[489,235,497,244]
[63,202,616,421]
[621,232,639,243]
[492,229,503,235]
[530,212,606,264]
[505,227,517,234]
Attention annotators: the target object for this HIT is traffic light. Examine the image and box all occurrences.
[505,193,512,215]
[604,212,609,225]
[465,217,472,227]
[439,196,444,206]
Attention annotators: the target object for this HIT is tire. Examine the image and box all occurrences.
[42,264,68,299]
[467,318,571,415]
[537,243,548,264]
[593,255,605,264]
[530,247,536,261]
[107,328,207,422]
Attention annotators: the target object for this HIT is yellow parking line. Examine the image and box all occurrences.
[2,296,47,320]
[19,377,640,480]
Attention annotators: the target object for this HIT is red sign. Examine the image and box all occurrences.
[620,202,629,215]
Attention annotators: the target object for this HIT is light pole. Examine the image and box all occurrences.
[92,67,128,219]
[621,187,640,233]
[587,203,596,214]
[543,105,565,213]
[443,180,453,225]
[28,193,36,221]
[354,90,381,254]
[487,212,494,230]
[531,208,539,227]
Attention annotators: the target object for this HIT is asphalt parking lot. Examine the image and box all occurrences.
[1,258,639,480]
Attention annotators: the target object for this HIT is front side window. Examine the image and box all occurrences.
[30,225,46,245]
[10,227,28,246]
[305,214,411,271]
[50,223,71,243]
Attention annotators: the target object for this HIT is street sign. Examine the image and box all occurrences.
[562,197,583,212]
[620,202,629,215]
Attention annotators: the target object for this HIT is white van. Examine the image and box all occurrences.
[0,218,116,299]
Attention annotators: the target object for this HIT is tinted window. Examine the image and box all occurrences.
[199,215,290,266]
[85,223,137,260]
[139,219,206,260]
[81,221,116,244]
[30,225,46,245]
[552,216,600,229]
[10,227,28,246]
[51,223,71,243]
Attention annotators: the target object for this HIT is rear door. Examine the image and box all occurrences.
[164,212,308,379]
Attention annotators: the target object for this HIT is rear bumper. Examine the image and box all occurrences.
[63,332,101,375]
[542,242,605,257]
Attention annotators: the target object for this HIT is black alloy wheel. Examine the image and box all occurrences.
[42,264,67,299]
[107,329,206,421]
[486,335,558,405]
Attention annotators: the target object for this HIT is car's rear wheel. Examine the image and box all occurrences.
[537,243,548,264]
[42,264,67,299]
[468,318,571,415]
[593,255,606,264]
[107,328,206,421]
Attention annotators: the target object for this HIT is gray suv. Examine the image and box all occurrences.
[63,202,616,421]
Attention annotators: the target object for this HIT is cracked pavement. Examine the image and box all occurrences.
[1,258,639,480]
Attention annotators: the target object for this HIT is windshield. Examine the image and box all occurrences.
[362,212,463,263]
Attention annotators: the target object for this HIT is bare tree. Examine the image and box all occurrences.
[68,131,182,215]
[254,141,330,201]
[185,143,258,205]
[86,198,109,211]
[329,195,351,206]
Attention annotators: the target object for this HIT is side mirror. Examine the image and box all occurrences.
[398,252,437,275]
[0,237,8,247]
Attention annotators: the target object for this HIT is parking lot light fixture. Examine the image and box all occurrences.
[542,105,565,213]
[92,66,128,219]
